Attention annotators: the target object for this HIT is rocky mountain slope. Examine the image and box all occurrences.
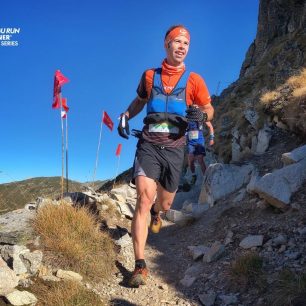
[0,0,306,305]
[213,0,306,163]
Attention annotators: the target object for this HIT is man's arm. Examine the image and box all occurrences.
[123,96,148,119]
[205,121,214,134]
[199,103,214,121]
[205,121,215,146]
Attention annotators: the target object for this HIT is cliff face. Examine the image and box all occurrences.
[240,0,306,81]
[213,0,306,163]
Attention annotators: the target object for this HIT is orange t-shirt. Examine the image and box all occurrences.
[137,60,211,106]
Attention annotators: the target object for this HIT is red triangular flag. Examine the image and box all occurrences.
[62,97,69,112]
[52,95,60,109]
[52,70,69,109]
[55,70,69,86]
[115,144,122,156]
[102,111,114,131]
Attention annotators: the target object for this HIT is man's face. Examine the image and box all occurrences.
[166,35,190,66]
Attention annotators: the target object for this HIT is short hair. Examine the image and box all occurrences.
[164,24,188,40]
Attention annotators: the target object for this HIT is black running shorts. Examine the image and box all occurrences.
[133,141,185,193]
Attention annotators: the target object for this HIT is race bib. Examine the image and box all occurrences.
[188,130,199,140]
[149,123,179,134]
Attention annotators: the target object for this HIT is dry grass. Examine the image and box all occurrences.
[288,68,306,88]
[229,252,264,290]
[288,68,306,99]
[260,68,306,107]
[29,279,106,306]
[257,68,306,136]
[33,202,115,280]
[269,269,306,306]
[292,86,306,99]
[260,90,281,105]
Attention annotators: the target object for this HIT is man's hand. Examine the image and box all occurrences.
[118,114,130,139]
[131,129,142,139]
[185,106,208,122]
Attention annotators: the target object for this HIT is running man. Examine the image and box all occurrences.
[118,25,214,287]
[187,119,215,185]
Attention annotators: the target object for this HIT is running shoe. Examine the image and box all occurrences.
[129,267,148,287]
[149,213,162,233]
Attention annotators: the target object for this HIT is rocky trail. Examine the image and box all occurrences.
[94,128,306,306]
[95,177,306,306]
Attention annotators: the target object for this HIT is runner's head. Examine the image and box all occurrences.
[164,25,190,67]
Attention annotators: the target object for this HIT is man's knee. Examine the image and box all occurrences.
[159,199,173,211]
[136,191,154,213]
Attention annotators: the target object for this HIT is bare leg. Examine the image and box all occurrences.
[155,183,177,212]
[196,155,206,175]
[132,176,157,260]
[188,153,196,174]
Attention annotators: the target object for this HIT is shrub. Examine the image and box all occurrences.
[33,202,115,280]
[269,269,306,306]
[230,252,264,290]
[29,279,106,306]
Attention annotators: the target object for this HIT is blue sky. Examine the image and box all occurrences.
[0,0,259,184]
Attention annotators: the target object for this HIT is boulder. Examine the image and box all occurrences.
[0,209,35,245]
[239,235,264,249]
[199,292,216,306]
[281,145,306,165]
[0,245,43,276]
[199,163,254,206]
[0,245,28,275]
[110,185,128,201]
[250,158,306,209]
[20,250,43,275]
[255,125,272,154]
[56,269,83,282]
[187,245,210,261]
[203,241,225,263]
[173,165,204,210]
[0,257,19,295]
[115,199,135,219]
[165,209,194,226]
[4,290,37,306]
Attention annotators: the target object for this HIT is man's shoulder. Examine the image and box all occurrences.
[144,67,158,73]
[142,68,158,81]
[188,71,204,81]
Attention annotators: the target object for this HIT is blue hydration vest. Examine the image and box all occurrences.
[146,68,189,120]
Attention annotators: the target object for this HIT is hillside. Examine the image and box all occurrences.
[213,0,306,163]
[0,177,84,213]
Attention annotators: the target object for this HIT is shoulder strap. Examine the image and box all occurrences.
[153,68,162,87]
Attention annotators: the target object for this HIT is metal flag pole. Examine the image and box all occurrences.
[65,108,69,193]
[59,93,65,198]
[92,113,104,187]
